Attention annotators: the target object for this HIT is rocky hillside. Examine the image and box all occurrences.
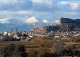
[31,18,80,33]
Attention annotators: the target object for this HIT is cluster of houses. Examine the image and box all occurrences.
[0,28,80,41]
[0,31,33,41]
[30,25,80,39]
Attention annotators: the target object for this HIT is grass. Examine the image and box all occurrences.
[65,42,80,45]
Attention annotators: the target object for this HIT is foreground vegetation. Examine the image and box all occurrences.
[0,44,27,57]
[0,37,80,57]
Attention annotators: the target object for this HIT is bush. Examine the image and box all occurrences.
[37,47,49,57]
[31,38,53,47]
[28,50,37,57]
[0,44,27,57]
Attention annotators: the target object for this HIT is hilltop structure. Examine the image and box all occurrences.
[31,17,80,33]
[58,17,80,24]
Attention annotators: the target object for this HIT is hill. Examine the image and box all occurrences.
[31,17,80,33]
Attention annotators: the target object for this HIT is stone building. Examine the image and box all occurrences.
[58,17,74,24]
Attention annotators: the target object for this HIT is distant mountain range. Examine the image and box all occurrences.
[0,22,55,32]
[0,23,34,32]
[2,17,80,32]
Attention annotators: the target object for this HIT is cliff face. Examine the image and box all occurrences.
[31,18,80,33]
[58,18,80,31]
[44,25,60,32]
[59,17,80,24]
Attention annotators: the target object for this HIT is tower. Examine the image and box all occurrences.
[10,26,13,32]
[58,17,63,24]
[16,27,18,33]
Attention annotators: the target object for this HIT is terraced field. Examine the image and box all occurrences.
[0,41,39,51]
[65,42,80,45]
[0,40,55,52]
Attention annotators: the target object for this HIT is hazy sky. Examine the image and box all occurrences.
[0,0,80,24]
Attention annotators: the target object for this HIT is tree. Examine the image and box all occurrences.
[53,38,64,50]
[28,50,37,57]
[0,44,16,57]
[37,47,49,57]
[52,38,64,56]
[31,38,53,48]
[0,44,27,57]
[16,44,27,57]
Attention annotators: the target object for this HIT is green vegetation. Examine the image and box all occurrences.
[31,38,53,47]
[28,50,37,57]
[65,42,80,45]
[0,37,80,57]
[37,47,49,57]
[0,44,27,57]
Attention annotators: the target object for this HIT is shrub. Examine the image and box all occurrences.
[0,44,27,57]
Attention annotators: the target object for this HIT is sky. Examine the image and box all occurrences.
[0,0,80,24]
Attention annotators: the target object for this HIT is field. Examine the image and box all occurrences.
[0,39,55,53]
[65,42,80,45]
[0,41,39,52]
[0,40,80,53]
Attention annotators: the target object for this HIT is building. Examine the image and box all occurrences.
[58,17,80,25]
[58,17,74,24]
